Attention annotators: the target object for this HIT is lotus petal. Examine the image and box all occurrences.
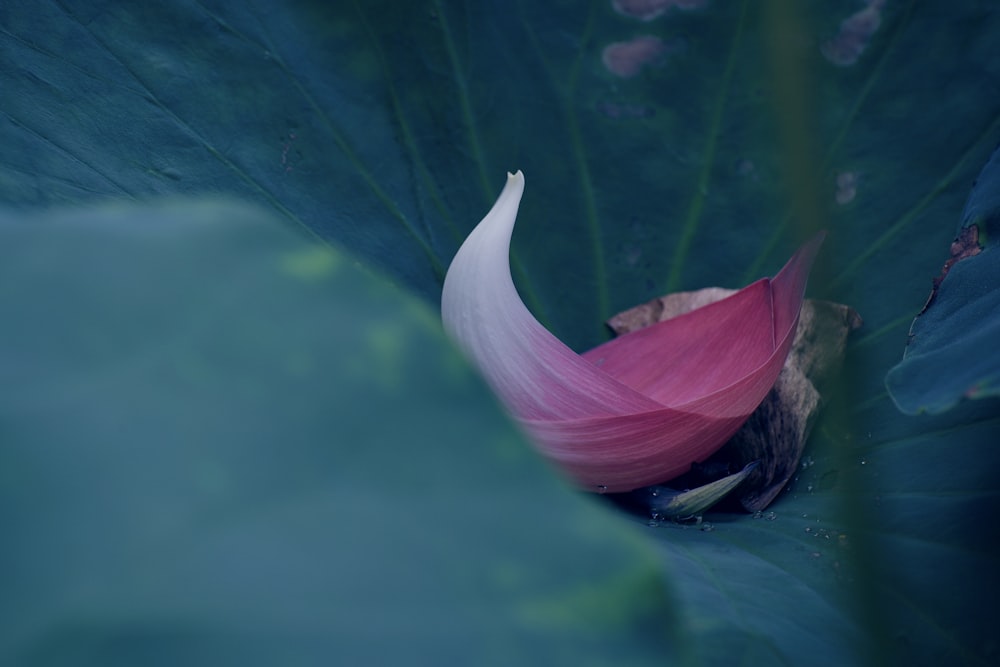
[442,171,822,492]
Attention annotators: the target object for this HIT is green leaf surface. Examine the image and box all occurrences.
[886,146,1000,414]
[2,1,999,665]
[0,202,677,666]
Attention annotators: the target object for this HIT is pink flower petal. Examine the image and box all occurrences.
[582,280,777,406]
[582,235,824,413]
[442,172,822,492]
[442,172,660,421]
[523,409,748,492]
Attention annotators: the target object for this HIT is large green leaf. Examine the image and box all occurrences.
[2,1,999,665]
[0,202,678,665]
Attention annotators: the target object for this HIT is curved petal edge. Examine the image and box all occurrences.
[442,173,823,492]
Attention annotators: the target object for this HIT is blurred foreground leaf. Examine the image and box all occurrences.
[0,202,676,666]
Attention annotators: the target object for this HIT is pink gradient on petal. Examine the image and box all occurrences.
[770,233,825,337]
[583,280,776,404]
[542,235,824,491]
[581,235,823,415]
[442,172,660,422]
[442,172,824,493]
[524,408,745,492]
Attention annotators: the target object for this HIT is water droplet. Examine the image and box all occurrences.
[597,485,608,494]
[806,484,814,493]
[765,511,777,521]
[647,519,659,527]
[700,522,714,532]
[753,510,764,519]
[804,526,813,534]
[860,459,867,466]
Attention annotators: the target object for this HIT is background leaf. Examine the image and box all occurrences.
[2,1,999,665]
[886,145,1000,414]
